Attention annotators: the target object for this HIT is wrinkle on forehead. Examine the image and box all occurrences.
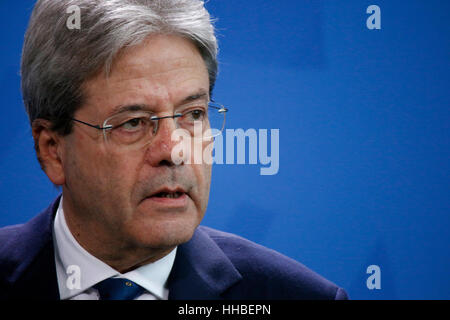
[109,34,205,80]
[79,34,209,119]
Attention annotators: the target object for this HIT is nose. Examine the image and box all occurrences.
[144,115,182,167]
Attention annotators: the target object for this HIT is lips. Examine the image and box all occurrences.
[140,186,190,209]
[152,191,184,199]
[148,187,188,199]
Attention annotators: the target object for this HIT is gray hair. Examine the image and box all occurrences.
[21,0,218,135]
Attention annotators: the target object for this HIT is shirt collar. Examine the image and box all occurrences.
[53,196,177,300]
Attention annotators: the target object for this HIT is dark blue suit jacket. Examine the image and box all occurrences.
[0,197,348,300]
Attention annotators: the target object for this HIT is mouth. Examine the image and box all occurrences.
[152,191,185,199]
[142,187,190,209]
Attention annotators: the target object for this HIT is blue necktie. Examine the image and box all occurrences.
[94,278,145,300]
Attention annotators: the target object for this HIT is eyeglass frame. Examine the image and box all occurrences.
[70,101,228,146]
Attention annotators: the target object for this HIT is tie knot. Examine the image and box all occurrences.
[94,278,145,300]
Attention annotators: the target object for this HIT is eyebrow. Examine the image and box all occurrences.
[179,91,209,104]
[111,104,148,114]
[108,90,209,117]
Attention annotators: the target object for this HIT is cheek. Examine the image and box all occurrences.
[65,136,140,199]
[199,140,213,196]
[192,162,212,211]
[101,151,143,193]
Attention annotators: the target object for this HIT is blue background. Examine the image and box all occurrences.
[0,1,448,299]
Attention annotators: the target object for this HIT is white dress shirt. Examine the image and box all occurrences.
[52,197,177,300]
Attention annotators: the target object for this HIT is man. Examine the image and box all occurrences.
[0,0,348,300]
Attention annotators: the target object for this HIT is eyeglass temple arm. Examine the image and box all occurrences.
[71,118,112,130]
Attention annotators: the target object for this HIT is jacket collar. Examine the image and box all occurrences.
[168,226,242,299]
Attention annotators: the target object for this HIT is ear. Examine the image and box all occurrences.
[32,119,66,185]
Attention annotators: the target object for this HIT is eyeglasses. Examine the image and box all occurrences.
[71,102,228,149]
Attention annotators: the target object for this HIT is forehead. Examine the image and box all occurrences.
[81,34,209,117]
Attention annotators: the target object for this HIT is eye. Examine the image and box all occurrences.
[186,109,206,121]
[120,117,146,131]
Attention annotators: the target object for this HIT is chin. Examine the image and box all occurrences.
[128,215,200,249]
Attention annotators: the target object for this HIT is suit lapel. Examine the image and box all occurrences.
[167,227,242,300]
[7,197,60,299]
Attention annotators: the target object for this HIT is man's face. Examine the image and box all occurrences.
[60,34,212,255]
